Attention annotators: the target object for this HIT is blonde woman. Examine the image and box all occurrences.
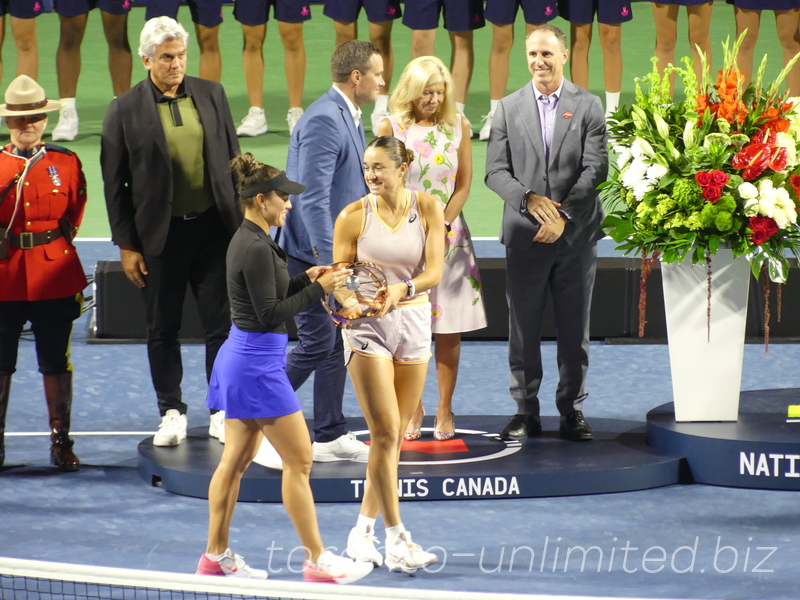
[378,56,487,442]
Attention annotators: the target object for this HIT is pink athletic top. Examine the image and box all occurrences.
[356,190,427,291]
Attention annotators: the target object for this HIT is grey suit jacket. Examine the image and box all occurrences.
[485,79,608,250]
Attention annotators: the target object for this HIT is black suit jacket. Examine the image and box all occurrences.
[101,76,241,256]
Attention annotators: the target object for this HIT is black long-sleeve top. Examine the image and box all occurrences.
[227,219,324,333]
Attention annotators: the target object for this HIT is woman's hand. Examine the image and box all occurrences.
[305,265,329,281]
[315,267,351,294]
[380,282,408,316]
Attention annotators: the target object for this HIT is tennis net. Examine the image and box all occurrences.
[0,555,594,600]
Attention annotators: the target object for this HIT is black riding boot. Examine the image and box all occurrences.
[0,374,10,467]
[44,373,80,472]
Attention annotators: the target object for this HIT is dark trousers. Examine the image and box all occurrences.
[141,208,231,417]
[505,240,597,417]
[285,255,347,443]
[0,295,83,375]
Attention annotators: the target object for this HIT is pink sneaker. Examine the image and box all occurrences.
[303,550,373,584]
[196,549,267,579]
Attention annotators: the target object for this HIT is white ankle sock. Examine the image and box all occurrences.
[455,101,465,115]
[490,99,499,114]
[205,550,227,561]
[385,523,405,545]
[61,98,76,110]
[355,514,376,533]
[375,94,389,113]
[605,91,621,115]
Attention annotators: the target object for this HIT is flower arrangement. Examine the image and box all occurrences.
[602,35,800,342]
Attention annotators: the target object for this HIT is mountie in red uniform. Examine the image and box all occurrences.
[0,143,88,302]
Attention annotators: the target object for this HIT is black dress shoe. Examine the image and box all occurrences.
[500,414,542,440]
[559,410,593,441]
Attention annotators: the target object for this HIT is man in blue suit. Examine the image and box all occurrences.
[281,40,384,463]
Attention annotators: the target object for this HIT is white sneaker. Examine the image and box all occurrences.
[196,548,268,579]
[371,109,390,135]
[312,431,369,462]
[478,112,494,141]
[52,107,79,142]
[252,436,283,470]
[303,550,373,584]
[286,107,304,135]
[236,107,268,137]
[346,525,384,567]
[208,411,225,443]
[153,409,187,447]
[385,531,438,573]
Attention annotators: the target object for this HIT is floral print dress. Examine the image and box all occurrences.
[389,115,487,334]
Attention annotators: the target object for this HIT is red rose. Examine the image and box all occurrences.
[750,229,769,246]
[702,185,722,202]
[711,170,729,186]
[749,216,779,245]
[695,171,713,187]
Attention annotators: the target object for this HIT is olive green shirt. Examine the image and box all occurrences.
[156,96,215,217]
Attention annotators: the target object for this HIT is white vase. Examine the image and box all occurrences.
[661,249,750,422]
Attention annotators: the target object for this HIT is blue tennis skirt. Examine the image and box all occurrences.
[206,324,301,420]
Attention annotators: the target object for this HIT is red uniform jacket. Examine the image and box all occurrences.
[0,144,88,301]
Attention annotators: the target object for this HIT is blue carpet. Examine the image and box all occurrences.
[1,241,798,599]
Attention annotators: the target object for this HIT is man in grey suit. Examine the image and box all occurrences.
[485,24,608,442]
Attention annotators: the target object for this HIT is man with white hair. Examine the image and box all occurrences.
[100,17,240,447]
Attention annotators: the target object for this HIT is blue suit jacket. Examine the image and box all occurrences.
[281,87,368,265]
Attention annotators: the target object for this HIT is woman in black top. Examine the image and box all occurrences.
[197,153,372,584]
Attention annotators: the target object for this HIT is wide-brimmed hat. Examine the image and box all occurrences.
[0,75,63,117]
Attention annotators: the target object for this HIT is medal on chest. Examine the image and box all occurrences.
[48,166,62,187]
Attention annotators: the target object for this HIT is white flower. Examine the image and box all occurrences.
[775,186,794,210]
[633,179,654,201]
[631,137,655,158]
[683,120,696,149]
[645,164,668,183]
[621,157,649,189]
[615,146,632,169]
[774,132,797,169]
[758,195,776,218]
[738,182,758,200]
[743,198,760,217]
[774,208,790,229]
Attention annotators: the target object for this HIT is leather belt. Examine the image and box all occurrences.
[10,227,64,249]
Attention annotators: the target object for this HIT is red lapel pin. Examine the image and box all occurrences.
[563,111,573,119]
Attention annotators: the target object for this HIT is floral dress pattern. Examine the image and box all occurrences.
[389,115,487,334]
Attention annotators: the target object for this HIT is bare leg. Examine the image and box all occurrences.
[686,2,714,82]
[206,418,262,555]
[241,23,266,108]
[350,356,427,526]
[369,21,394,93]
[332,19,356,45]
[55,14,87,98]
[449,30,473,106]
[569,22,592,90]
[10,16,37,78]
[598,23,622,94]
[262,411,324,562]
[433,332,459,433]
[775,9,800,96]
[278,21,305,109]
[195,23,221,82]
[411,28,436,59]
[101,11,132,96]
[651,2,678,88]
[488,23,514,101]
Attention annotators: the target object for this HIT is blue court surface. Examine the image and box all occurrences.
[1,241,799,599]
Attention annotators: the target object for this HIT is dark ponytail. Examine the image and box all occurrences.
[229,153,281,212]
